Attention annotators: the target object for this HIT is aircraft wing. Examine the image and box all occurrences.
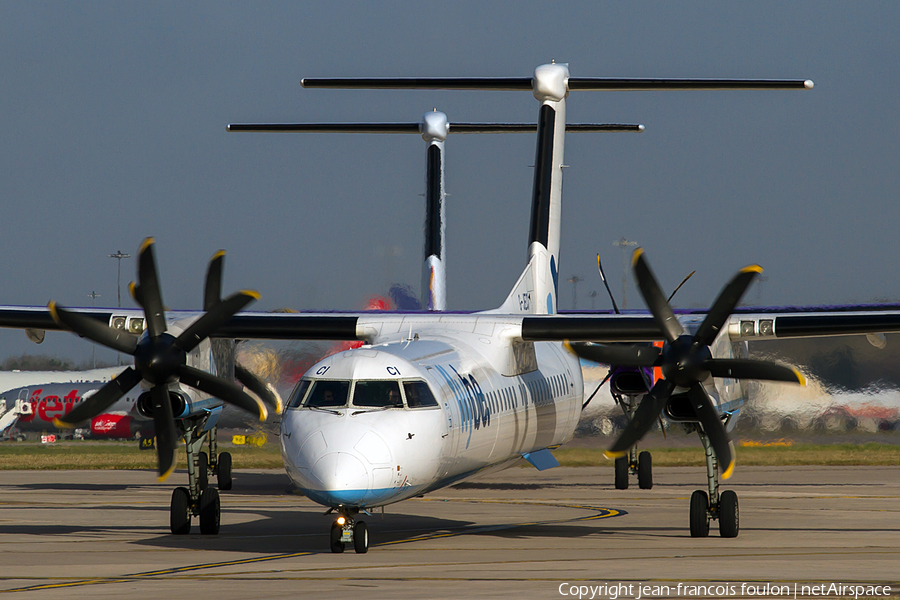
[4,304,900,344]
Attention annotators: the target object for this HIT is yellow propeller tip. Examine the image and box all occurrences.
[722,461,735,480]
[157,463,176,483]
[242,289,262,301]
[128,281,137,299]
[793,369,807,386]
[258,401,269,423]
[52,418,75,429]
[630,247,644,267]
[741,264,764,274]
[47,301,62,325]
[212,249,226,260]
[139,237,155,253]
[604,450,627,460]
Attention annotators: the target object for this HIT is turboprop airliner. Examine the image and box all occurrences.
[5,63,900,550]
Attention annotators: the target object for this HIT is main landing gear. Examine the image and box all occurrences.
[169,420,233,535]
[613,393,653,490]
[614,449,652,490]
[689,428,739,538]
[329,508,369,554]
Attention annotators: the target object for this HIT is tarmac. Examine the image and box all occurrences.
[0,464,898,599]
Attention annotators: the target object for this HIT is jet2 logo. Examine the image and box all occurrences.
[17,389,80,423]
[434,365,490,449]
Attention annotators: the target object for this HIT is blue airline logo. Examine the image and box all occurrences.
[433,364,490,449]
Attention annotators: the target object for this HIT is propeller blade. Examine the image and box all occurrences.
[53,367,143,427]
[667,270,696,303]
[135,238,168,338]
[204,250,225,312]
[129,281,142,307]
[235,363,284,415]
[705,358,805,384]
[686,383,735,479]
[694,265,761,346]
[607,378,675,456]
[151,384,179,481]
[175,290,259,353]
[48,302,138,355]
[566,341,660,367]
[631,248,684,343]
[596,253,620,314]
[583,369,613,411]
[178,364,267,422]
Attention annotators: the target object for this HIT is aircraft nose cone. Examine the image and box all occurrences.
[306,452,370,506]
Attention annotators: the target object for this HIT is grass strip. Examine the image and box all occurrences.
[0,442,283,470]
[554,443,900,467]
[0,441,897,470]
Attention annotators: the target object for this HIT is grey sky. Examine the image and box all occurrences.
[1,2,898,363]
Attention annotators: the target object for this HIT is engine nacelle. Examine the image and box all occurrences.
[664,394,698,422]
[90,414,136,438]
[137,391,188,420]
[610,369,650,396]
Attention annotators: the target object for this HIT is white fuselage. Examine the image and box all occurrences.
[280,328,583,509]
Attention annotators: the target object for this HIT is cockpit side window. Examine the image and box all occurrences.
[287,380,311,409]
[353,380,403,408]
[306,380,350,408]
[403,381,439,408]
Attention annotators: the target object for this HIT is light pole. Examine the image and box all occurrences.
[88,291,100,368]
[613,237,637,309]
[566,275,584,309]
[108,250,131,308]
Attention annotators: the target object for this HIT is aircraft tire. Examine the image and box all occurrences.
[170,487,191,535]
[718,490,739,538]
[199,487,220,535]
[353,521,368,554]
[689,490,710,538]
[614,456,628,490]
[217,451,233,490]
[638,451,653,489]
[198,451,209,491]
[330,521,344,553]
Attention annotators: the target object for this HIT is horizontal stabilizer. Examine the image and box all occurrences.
[301,77,812,92]
[227,123,644,133]
[567,78,813,91]
[301,77,533,90]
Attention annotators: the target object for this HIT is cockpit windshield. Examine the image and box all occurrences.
[403,380,439,407]
[287,377,439,410]
[353,380,403,408]
[304,380,351,408]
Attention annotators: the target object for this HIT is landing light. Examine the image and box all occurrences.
[336,516,346,525]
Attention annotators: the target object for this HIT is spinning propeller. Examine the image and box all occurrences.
[568,248,805,479]
[51,238,272,481]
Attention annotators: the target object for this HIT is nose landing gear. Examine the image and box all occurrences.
[329,508,369,554]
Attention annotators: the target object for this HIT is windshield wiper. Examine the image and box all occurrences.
[351,404,403,416]
[307,405,342,416]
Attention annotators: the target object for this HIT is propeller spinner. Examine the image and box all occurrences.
[51,238,270,481]
[568,248,805,479]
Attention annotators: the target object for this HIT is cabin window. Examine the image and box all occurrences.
[353,380,403,408]
[305,380,351,408]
